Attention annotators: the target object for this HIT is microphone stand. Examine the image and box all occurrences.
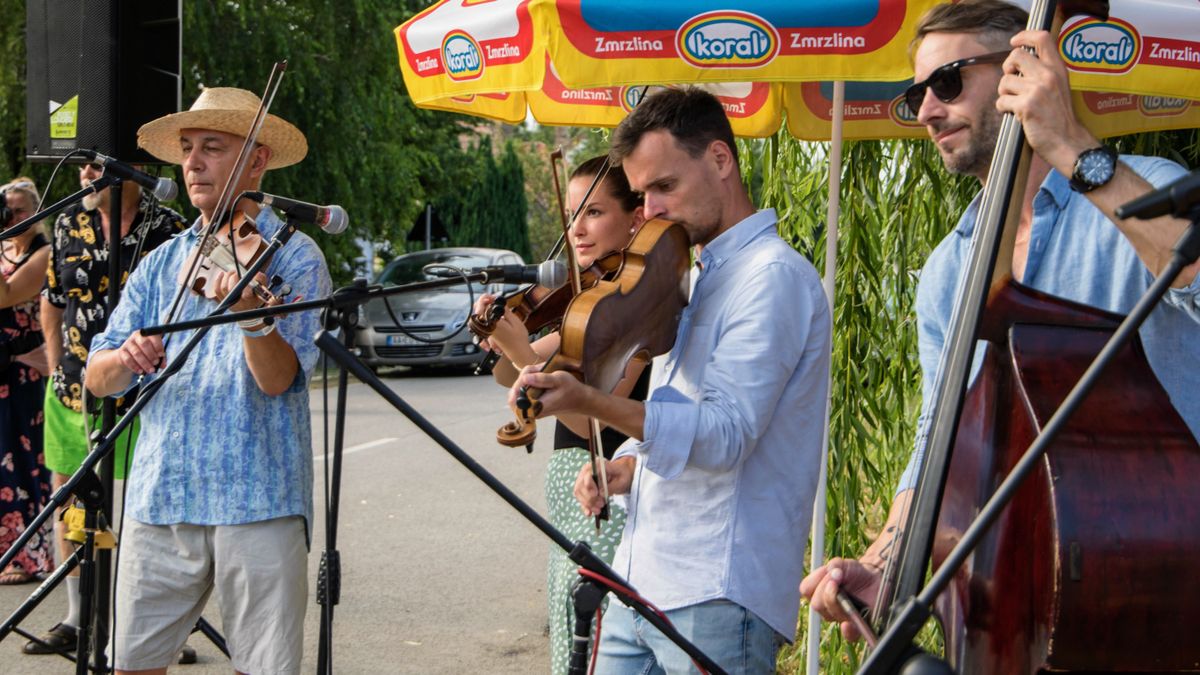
[860,211,1200,674]
[0,212,294,671]
[143,274,730,675]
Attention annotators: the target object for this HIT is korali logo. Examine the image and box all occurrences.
[1059,18,1139,74]
[442,31,484,81]
[677,11,779,69]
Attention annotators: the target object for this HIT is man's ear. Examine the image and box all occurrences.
[708,140,736,180]
[250,145,272,177]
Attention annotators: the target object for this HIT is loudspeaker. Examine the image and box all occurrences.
[25,0,180,164]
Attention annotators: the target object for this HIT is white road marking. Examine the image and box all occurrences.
[313,437,398,461]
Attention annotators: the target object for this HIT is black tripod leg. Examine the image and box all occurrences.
[316,305,355,675]
[74,522,96,675]
[193,616,230,657]
[568,576,608,675]
[0,548,83,645]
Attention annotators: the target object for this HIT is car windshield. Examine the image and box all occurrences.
[377,252,495,293]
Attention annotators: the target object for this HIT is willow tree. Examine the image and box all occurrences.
[751,127,1199,673]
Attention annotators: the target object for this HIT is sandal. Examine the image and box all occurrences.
[23,622,78,654]
[0,565,34,585]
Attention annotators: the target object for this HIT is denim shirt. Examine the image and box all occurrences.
[899,155,1199,492]
[90,208,332,535]
[611,209,831,637]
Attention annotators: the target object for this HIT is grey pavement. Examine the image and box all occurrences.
[0,368,554,673]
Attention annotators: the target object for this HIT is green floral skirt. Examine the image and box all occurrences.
[545,447,626,674]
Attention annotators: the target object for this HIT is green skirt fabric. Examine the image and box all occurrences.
[545,447,626,674]
[43,386,138,479]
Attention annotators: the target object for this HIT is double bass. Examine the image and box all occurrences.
[866,1,1200,672]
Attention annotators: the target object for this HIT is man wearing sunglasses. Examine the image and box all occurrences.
[27,162,187,659]
[802,0,1200,641]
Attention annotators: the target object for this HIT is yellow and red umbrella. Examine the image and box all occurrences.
[396,0,1199,140]
[785,81,1200,141]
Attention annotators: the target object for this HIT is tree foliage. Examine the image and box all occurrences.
[180,0,483,283]
[0,1,499,285]
[435,137,531,259]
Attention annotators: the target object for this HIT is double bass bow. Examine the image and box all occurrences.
[865,1,1200,672]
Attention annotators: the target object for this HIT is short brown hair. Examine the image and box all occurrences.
[910,0,1028,61]
[609,87,738,171]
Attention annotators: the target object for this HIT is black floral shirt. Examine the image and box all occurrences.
[43,194,186,413]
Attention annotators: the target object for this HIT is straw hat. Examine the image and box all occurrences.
[137,87,308,169]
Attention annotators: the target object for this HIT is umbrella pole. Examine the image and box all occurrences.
[807,80,844,673]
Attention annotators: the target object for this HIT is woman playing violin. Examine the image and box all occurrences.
[473,155,651,674]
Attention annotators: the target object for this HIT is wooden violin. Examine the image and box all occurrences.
[496,219,690,449]
[180,209,284,305]
[468,250,623,340]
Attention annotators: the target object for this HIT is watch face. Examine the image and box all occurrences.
[1079,149,1115,186]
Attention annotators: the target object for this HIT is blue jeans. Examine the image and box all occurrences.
[594,600,785,675]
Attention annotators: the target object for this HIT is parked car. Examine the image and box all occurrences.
[356,247,524,372]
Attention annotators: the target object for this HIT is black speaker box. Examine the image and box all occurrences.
[25,0,180,164]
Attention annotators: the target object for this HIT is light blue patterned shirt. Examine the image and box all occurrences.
[90,208,331,535]
[611,209,831,638]
[899,155,1200,491]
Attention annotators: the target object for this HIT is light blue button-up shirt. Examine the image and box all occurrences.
[900,155,1199,491]
[611,209,831,638]
[90,209,331,535]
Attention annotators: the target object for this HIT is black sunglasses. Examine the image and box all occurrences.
[904,50,1009,116]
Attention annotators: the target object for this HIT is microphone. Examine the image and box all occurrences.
[243,191,348,235]
[78,149,178,201]
[432,260,567,288]
[1115,168,1200,220]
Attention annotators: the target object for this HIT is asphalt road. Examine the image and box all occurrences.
[0,367,554,673]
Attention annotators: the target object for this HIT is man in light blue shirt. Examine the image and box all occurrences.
[515,88,831,673]
[87,88,330,674]
[803,0,1200,643]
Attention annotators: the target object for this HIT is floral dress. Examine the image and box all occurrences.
[0,235,52,577]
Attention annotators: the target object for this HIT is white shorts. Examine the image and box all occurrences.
[113,516,308,674]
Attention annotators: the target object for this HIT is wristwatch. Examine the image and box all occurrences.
[1069,145,1118,193]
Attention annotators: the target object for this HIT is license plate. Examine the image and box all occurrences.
[386,333,422,346]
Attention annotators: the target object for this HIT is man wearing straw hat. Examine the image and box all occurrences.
[86,87,331,675]
[803,0,1199,644]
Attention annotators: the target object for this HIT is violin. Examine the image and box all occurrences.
[180,209,284,305]
[468,250,623,340]
[497,219,690,449]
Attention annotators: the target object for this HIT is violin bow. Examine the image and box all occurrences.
[164,61,288,333]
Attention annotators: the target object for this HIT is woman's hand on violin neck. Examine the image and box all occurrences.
[472,293,496,317]
[215,269,271,313]
[574,456,636,516]
[800,557,882,643]
[509,367,578,417]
